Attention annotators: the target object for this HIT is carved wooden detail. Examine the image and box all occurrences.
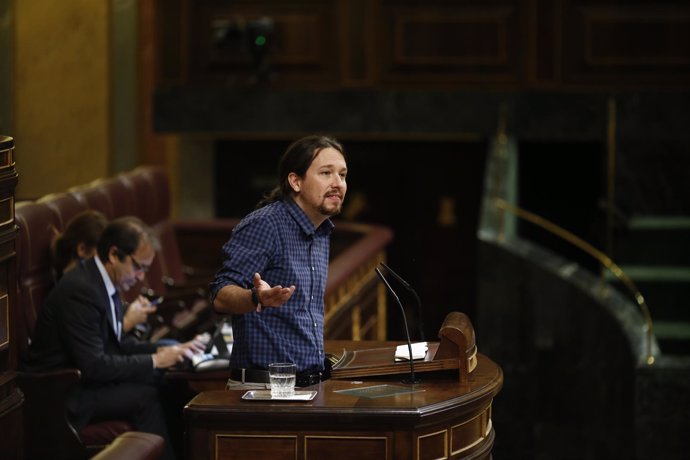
[378,4,521,85]
[563,2,690,84]
[186,0,340,86]
[152,0,690,89]
[330,312,477,384]
[0,135,21,460]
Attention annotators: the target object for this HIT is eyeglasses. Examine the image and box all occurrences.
[129,254,150,273]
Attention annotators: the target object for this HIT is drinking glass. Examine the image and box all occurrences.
[269,362,296,398]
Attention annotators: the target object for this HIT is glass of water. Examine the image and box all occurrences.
[269,362,296,398]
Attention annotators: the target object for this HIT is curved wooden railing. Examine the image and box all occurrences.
[174,218,394,341]
[324,222,394,341]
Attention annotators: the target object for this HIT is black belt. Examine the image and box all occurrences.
[229,368,322,387]
[296,372,322,387]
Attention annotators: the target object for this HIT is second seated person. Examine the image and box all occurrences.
[210,135,348,389]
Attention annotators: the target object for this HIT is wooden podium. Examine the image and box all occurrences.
[184,313,503,460]
[329,312,478,385]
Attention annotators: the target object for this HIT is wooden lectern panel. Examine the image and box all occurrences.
[185,351,502,460]
[216,435,297,460]
[331,312,477,384]
[305,436,389,460]
[183,314,502,460]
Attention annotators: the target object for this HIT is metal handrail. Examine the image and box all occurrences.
[494,197,656,365]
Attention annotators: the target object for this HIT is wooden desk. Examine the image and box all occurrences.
[169,340,406,393]
[184,343,503,460]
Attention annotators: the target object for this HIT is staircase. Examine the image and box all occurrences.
[611,215,690,355]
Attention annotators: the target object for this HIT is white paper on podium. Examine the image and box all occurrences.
[394,342,428,361]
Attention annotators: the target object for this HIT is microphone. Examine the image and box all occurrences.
[379,262,425,341]
[374,267,420,384]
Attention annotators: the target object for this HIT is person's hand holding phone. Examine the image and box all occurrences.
[123,295,159,332]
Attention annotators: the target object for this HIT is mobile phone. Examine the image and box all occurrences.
[149,296,164,306]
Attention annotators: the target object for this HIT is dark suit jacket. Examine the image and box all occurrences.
[25,257,158,387]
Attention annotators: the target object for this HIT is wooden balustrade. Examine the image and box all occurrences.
[324,222,393,341]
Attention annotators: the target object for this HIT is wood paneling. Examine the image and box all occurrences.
[450,410,490,456]
[153,0,690,89]
[341,0,377,87]
[305,436,389,460]
[563,2,690,85]
[0,294,7,350]
[0,136,20,460]
[187,0,340,86]
[418,429,448,460]
[216,434,297,460]
[156,0,188,85]
[185,350,502,460]
[378,3,522,86]
[530,0,561,85]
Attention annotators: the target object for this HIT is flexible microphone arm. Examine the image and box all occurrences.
[379,262,425,341]
[375,267,420,384]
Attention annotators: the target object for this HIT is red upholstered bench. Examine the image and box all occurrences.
[90,432,164,460]
[15,201,135,459]
[14,166,222,459]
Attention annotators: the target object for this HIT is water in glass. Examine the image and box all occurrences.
[269,363,296,398]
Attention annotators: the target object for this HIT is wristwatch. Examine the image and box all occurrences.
[251,286,262,312]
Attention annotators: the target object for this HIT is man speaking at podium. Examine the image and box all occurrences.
[209,135,348,389]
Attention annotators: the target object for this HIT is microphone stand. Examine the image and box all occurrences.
[375,267,420,384]
[379,262,425,341]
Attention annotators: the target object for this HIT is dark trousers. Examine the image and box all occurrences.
[77,383,177,460]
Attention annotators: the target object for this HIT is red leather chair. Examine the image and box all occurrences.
[36,192,90,232]
[90,432,164,460]
[69,182,116,220]
[15,201,61,355]
[119,166,168,226]
[15,201,134,460]
[121,166,215,340]
[91,176,139,219]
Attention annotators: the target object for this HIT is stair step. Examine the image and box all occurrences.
[629,216,690,230]
[611,215,690,355]
[606,266,690,321]
[613,215,690,265]
[654,321,690,355]
[610,265,690,282]
[654,321,690,340]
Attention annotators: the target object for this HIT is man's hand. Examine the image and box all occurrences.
[152,345,186,369]
[213,274,296,314]
[123,295,157,332]
[253,272,295,309]
[180,336,206,358]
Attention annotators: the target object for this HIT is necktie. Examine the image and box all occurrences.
[111,292,123,340]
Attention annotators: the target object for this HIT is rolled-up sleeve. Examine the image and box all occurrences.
[209,215,277,302]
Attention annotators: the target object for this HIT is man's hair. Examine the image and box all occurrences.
[257,135,346,208]
[96,216,160,261]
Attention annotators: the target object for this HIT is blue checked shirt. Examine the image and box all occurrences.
[209,199,333,373]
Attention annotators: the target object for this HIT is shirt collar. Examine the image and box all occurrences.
[284,199,335,237]
[94,255,117,298]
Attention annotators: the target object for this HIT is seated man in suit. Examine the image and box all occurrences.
[50,210,160,340]
[25,216,201,460]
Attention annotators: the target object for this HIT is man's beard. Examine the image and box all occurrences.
[319,201,342,217]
